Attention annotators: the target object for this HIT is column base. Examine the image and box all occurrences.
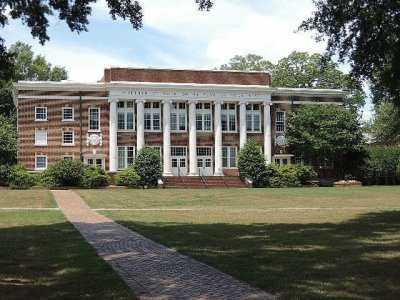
[188,172,199,176]
[163,172,173,177]
[213,172,222,176]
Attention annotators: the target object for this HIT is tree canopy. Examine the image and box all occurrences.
[371,102,400,146]
[220,54,274,72]
[0,115,18,165]
[299,0,400,107]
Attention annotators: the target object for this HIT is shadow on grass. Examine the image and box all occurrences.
[116,210,400,300]
[0,221,136,300]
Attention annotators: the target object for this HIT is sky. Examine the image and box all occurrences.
[2,0,373,120]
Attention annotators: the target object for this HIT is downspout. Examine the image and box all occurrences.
[79,92,83,162]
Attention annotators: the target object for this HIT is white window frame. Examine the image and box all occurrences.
[144,102,161,132]
[62,131,75,146]
[88,107,100,132]
[196,102,212,132]
[276,111,286,133]
[117,101,135,132]
[171,102,187,132]
[84,156,105,169]
[221,103,237,132]
[246,104,261,132]
[35,107,47,121]
[35,155,47,170]
[117,146,135,170]
[35,129,47,146]
[62,107,74,121]
[222,146,237,168]
[273,154,294,166]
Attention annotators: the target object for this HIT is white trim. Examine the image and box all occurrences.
[35,107,47,121]
[35,155,47,170]
[19,95,108,100]
[88,107,101,132]
[62,131,75,146]
[34,129,48,146]
[62,107,75,121]
[272,100,342,105]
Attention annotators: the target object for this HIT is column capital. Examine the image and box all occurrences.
[108,98,119,103]
[162,99,172,104]
[188,100,198,105]
[213,100,224,105]
[136,99,146,104]
[263,101,273,106]
[239,101,248,105]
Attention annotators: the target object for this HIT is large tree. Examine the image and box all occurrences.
[0,1,213,80]
[220,54,274,72]
[286,105,364,178]
[0,115,18,165]
[299,0,400,106]
[371,102,400,146]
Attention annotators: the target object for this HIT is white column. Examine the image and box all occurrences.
[239,101,247,148]
[108,98,118,172]
[263,101,272,164]
[162,100,172,176]
[188,100,198,176]
[214,101,223,176]
[136,100,145,152]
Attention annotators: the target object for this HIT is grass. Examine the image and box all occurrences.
[78,187,400,300]
[0,190,56,208]
[0,192,136,299]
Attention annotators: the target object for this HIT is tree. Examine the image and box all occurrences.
[299,1,400,107]
[0,115,18,165]
[371,102,400,145]
[133,146,162,187]
[237,139,268,187]
[220,54,274,71]
[286,105,365,178]
[0,1,213,80]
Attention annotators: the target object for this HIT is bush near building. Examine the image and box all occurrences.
[115,167,141,188]
[81,165,110,188]
[9,165,36,189]
[267,164,317,188]
[134,146,162,188]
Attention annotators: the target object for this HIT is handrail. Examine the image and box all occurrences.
[198,167,208,188]
[178,167,186,187]
[219,168,228,188]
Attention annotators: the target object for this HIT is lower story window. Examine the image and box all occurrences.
[63,156,74,160]
[86,158,104,168]
[35,155,47,170]
[118,146,135,170]
[222,146,237,168]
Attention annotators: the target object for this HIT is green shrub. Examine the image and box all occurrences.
[51,159,84,186]
[266,164,316,188]
[80,165,110,188]
[115,167,141,188]
[134,146,162,187]
[38,167,59,189]
[294,164,317,184]
[237,140,269,187]
[0,164,14,186]
[9,165,36,189]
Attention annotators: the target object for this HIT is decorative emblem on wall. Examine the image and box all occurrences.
[275,135,287,147]
[87,134,103,146]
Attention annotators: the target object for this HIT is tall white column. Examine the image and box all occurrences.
[188,100,198,176]
[214,101,223,176]
[263,101,272,164]
[162,100,172,176]
[108,98,118,172]
[136,100,145,152]
[239,101,247,148]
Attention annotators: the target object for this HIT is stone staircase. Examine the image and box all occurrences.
[162,176,248,189]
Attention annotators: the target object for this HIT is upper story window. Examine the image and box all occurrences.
[196,102,212,131]
[35,129,47,146]
[117,101,134,131]
[62,131,74,146]
[221,103,236,132]
[89,108,100,131]
[35,107,47,121]
[144,102,161,131]
[171,102,186,131]
[62,107,74,121]
[246,104,261,132]
[276,111,286,133]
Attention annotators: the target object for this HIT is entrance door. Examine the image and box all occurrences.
[197,147,213,176]
[171,147,187,176]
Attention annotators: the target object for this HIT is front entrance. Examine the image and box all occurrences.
[171,147,187,176]
[197,147,213,176]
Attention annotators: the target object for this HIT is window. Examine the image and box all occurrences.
[171,102,186,131]
[62,107,74,121]
[63,156,74,160]
[117,146,135,170]
[274,155,293,166]
[35,107,47,121]
[171,147,186,156]
[276,111,286,132]
[89,108,100,131]
[197,147,212,156]
[196,103,212,131]
[35,155,47,170]
[86,158,104,169]
[117,101,134,131]
[246,104,261,132]
[221,103,236,132]
[222,146,237,168]
[35,130,47,146]
[144,102,161,131]
[62,131,74,145]
[150,146,162,157]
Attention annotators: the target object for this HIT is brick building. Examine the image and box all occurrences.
[13,67,345,177]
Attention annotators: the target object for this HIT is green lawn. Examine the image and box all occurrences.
[78,187,400,300]
[0,192,136,299]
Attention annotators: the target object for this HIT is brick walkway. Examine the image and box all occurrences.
[52,190,276,300]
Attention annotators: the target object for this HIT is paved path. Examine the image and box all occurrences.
[52,190,276,300]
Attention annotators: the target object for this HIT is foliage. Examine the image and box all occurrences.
[0,115,18,164]
[371,102,400,145]
[300,0,400,107]
[115,167,141,188]
[0,164,14,186]
[237,140,269,187]
[286,105,364,178]
[80,165,110,188]
[9,165,36,189]
[43,159,84,187]
[220,54,274,71]
[133,146,162,187]
[266,164,317,188]
[38,168,59,189]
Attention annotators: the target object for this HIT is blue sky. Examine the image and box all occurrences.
[3,0,373,119]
